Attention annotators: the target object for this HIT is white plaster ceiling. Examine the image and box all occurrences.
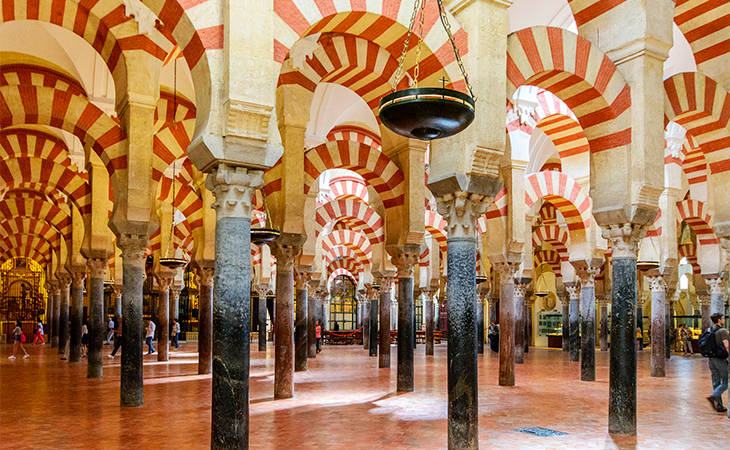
[508,0,578,34]
[305,83,379,148]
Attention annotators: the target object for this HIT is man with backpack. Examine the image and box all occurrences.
[701,313,729,413]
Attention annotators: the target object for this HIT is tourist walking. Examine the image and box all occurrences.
[704,313,729,413]
[145,320,156,355]
[315,320,322,353]
[109,317,122,358]
[636,327,643,351]
[8,321,29,359]
[106,317,115,344]
[681,324,694,355]
[171,319,180,350]
[81,321,89,357]
[33,318,45,345]
[488,321,500,353]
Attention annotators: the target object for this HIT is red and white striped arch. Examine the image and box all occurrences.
[0,129,73,166]
[327,257,362,276]
[324,246,360,267]
[679,243,700,274]
[646,208,663,238]
[326,125,381,149]
[0,63,87,96]
[273,1,467,92]
[683,139,709,194]
[674,0,729,68]
[532,225,570,262]
[152,123,196,182]
[315,198,383,244]
[252,210,267,228]
[0,234,52,265]
[534,249,562,275]
[507,27,631,155]
[425,210,447,255]
[154,92,197,133]
[534,90,590,158]
[328,175,369,203]
[0,196,72,242]
[566,0,626,28]
[321,229,372,265]
[0,85,126,176]
[525,171,591,232]
[478,187,507,234]
[0,218,62,255]
[327,267,357,288]
[676,199,719,245]
[157,174,203,230]
[0,157,91,216]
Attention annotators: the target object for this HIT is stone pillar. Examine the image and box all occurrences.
[476,295,485,355]
[566,283,581,363]
[577,266,600,381]
[699,294,711,330]
[369,291,378,357]
[705,276,725,316]
[117,237,148,407]
[603,224,644,436]
[393,252,418,393]
[424,291,434,355]
[272,244,298,398]
[155,274,173,361]
[51,283,60,348]
[45,284,54,343]
[378,276,394,368]
[560,293,569,352]
[307,286,317,358]
[598,297,609,352]
[171,288,180,322]
[667,291,677,359]
[197,267,214,374]
[69,270,86,363]
[113,286,123,319]
[636,293,646,351]
[488,297,497,328]
[647,276,666,377]
[497,262,519,386]
[513,281,528,364]
[525,296,534,353]
[57,276,71,355]
[362,293,370,350]
[87,258,107,378]
[254,285,268,353]
[206,165,261,448]
[294,272,309,372]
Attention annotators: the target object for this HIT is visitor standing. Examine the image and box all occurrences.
[109,317,122,358]
[704,313,729,413]
[681,324,694,355]
[171,319,180,350]
[315,320,322,353]
[34,318,45,345]
[106,317,115,344]
[81,321,89,357]
[145,320,156,355]
[333,321,340,332]
[8,321,29,359]
[636,327,643,351]
[488,321,500,353]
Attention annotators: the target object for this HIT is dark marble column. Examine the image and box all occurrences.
[87,258,107,378]
[667,294,675,359]
[307,288,317,358]
[369,297,378,357]
[51,283,60,348]
[566,284,580,362]
[425,291,434,355]
[69,270,86,363]
[497,263,518,387]
[58,277,71,355]
[513,282,527,364]
[272,244,298,399]
[207,166,260,449]
[577,266,600,382]
[476,296,485,355]
[700,296,711,330]
[488,297,497,328]
[606,225,642,436]
[362,294,370,350]
[393,252,417,393]
[599,298,609,352]
[378,276,394,369]
[636,296,645,351]
[254,285,268,352]
[171,288,180,321]
[197,268,214,374]
[118,237,148,407]
[294,273,309,372]
[113,286,123,319]
[45,283,54,344]
[525,297,533,353]
[647,276,666,377]
[156,274,173,362]
[560,294,569,352]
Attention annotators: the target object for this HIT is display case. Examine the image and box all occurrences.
[537,311,563,348]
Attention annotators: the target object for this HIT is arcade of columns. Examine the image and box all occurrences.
[4,0,730,448]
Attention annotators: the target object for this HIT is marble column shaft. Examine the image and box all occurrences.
[580,282,596,382]
[119,238,147,408]
[207,165,261,449]
[477,297,485,355]
[69,272,86,363]
[307,290,317,358]
[156,276,172,362]
[46,289,54,342]
[295,276,308,372]
[700,298,711,330]
[114,290,123,318]
[524,299,531,354]
[665,298,672,359]
[706,277,725,315]
[363,298,370,350]
[87,259,107,379]
[52,287,60,348]
[648,277,666,377]
[274,245,296,399]
[369,298,378,357]
[600,301,609,352]
[561,298,569,352]
[58,280,70,354]
[567,285,580,363]
[379,279,393,369]
[395,260,415,392]
[514,284,527,364]
[425,295,435,356]
[498,265,517,387]
[197,269,214,374]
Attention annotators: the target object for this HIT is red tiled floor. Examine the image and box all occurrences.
[0,342,727,449]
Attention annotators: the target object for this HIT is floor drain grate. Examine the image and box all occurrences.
[514,427,568,437]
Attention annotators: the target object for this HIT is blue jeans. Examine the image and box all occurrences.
[172,334,179,349]
[146,336,156,354]
[709,357,729,406]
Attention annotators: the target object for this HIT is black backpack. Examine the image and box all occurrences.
[698,326,729,359]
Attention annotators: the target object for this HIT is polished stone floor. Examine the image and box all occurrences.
[0,340,726,449]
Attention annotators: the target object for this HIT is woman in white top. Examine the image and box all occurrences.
[34,318,45,345]
[9,320,29,359]
[81,321,89,356]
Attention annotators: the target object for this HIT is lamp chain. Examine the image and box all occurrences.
[391,0,421,91]
[436,0,475,99]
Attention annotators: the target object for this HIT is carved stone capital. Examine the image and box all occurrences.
[375,276,396,294]
[637,292,648,308]
[117,234,149,268]
[272,244,300,272]
[435,191,493,239]
[295,271,312,291]
[205,164,263,219]
[646,275,666,293]
[197,267,214,287]
[488,297,498,307]
[566,284,581,300]
[69,270,86,288]
[601,223,647,258]
[171,289,181,301]
[112,285,123,298]
[698,294,711,306]
[494,261,519,285]
[576,266,601,288]
[392,252,419,278]
[704,276,724,295]
[87,258,108,280]
[514,282,528,298]
[156,274,174,292]
[597,296,610,307]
